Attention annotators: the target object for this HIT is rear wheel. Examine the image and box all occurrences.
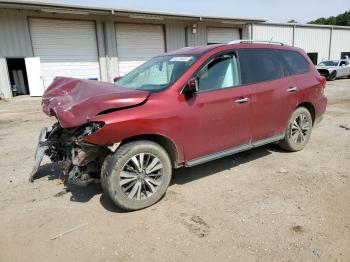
[328,71,337,81]
[279,107,313,152]
[101,140,172,211]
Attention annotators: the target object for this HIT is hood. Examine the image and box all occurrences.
[42,77,150,128]
[316,65,338,70]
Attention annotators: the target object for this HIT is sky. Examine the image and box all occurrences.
[17,0,350,23]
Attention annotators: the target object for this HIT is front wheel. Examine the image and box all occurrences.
[328,71,337,81]
[101,140,172,211]
[279,107,313,152]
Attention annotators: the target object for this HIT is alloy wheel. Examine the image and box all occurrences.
[289,113,310,144]
[119,153,164,200]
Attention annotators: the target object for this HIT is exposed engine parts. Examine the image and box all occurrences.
[30,122,109,186]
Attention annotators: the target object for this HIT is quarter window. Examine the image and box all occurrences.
[277,50,310,75]
[197,54,240,91]
[238,49,284,85]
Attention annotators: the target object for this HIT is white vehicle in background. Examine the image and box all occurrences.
[316,58,350,81]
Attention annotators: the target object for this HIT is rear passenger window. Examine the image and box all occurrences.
[238,49,284,84]
[277,50,310,75]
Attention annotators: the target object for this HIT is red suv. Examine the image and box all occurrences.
[31,41,327,210]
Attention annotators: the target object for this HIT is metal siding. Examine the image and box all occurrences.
[252,24,294,45]
[330,29,350,59]
[165,22,186,51]
[186,23,207,46]
[207,27,240,44]
[30,18,101,87]
[294,27,331,63]
[0,9,33,57]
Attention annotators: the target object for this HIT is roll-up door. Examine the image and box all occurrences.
[29,18,100,88]
[116,23,165,76]
[207,27,241,44]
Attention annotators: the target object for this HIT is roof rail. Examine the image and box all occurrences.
[228,39,285,46]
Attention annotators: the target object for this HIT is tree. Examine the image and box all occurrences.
[308,10,350,26]
[287,19,298,23]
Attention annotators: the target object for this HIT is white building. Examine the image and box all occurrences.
[1,1,350,98]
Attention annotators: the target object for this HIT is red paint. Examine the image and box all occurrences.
[42,43,327,165]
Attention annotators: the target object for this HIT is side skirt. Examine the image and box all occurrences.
[185,134,285,167]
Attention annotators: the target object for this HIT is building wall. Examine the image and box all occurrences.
[294,26,331,63]
[1,7,350,99]
[252,22,350,63]
[0,7,248,97]
[252,24,294,46]
[0,9,33,57]
[330,29,350,59]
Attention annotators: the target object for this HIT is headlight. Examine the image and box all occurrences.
[74,122,105,139]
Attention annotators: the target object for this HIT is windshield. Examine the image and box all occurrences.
[115,55,198,91]
[318,61,339,67]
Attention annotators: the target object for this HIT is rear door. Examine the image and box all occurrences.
[237,48,299,141]
[181,52,252,161]
[339,60,350,77]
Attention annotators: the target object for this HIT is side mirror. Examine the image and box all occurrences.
[341,64,346,67]
[183,77,198,94]
[113,76,123,82]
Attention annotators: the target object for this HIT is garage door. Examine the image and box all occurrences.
[29,19,100,88]
[116,23,165,76]
[207,27,241,44]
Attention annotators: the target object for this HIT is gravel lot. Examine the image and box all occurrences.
[0,79,349,262]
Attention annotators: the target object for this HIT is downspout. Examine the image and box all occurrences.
[250,23,254,40]
[102,21,110,82]
[292,24,296,47]
[328,26,333,60]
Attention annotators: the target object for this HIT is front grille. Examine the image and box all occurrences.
[317,69,330,77]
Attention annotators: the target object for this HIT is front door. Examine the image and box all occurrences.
[180,52,252,161]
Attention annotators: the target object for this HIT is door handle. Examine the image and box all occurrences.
[234,97,249,104]
[287,86,298,92]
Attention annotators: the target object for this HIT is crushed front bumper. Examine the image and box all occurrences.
[29,122,109,185]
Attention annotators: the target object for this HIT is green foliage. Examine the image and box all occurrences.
[308,10,350,26]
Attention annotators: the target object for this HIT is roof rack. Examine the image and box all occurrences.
[227,39,285,46]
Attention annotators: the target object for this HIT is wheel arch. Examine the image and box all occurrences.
[121,134,182,168]
[297,102,315,125]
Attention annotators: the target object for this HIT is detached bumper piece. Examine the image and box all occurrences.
[29,127,49,182]
[30,122,108,186]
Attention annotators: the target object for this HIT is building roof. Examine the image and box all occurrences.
[0,0,266,23]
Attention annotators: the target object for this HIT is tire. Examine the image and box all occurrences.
[279,107,313,152]
[328,71,337,81]
[101,140,172,211]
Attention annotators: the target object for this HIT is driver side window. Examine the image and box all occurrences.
[198,54,240,91]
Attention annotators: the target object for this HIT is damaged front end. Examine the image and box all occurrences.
[29,121,110,186]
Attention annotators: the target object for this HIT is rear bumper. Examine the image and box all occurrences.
[314,95,327,125]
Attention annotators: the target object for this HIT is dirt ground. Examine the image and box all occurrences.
[0,79,349,262]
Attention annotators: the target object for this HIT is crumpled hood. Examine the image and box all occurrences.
[42,77,150,128]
